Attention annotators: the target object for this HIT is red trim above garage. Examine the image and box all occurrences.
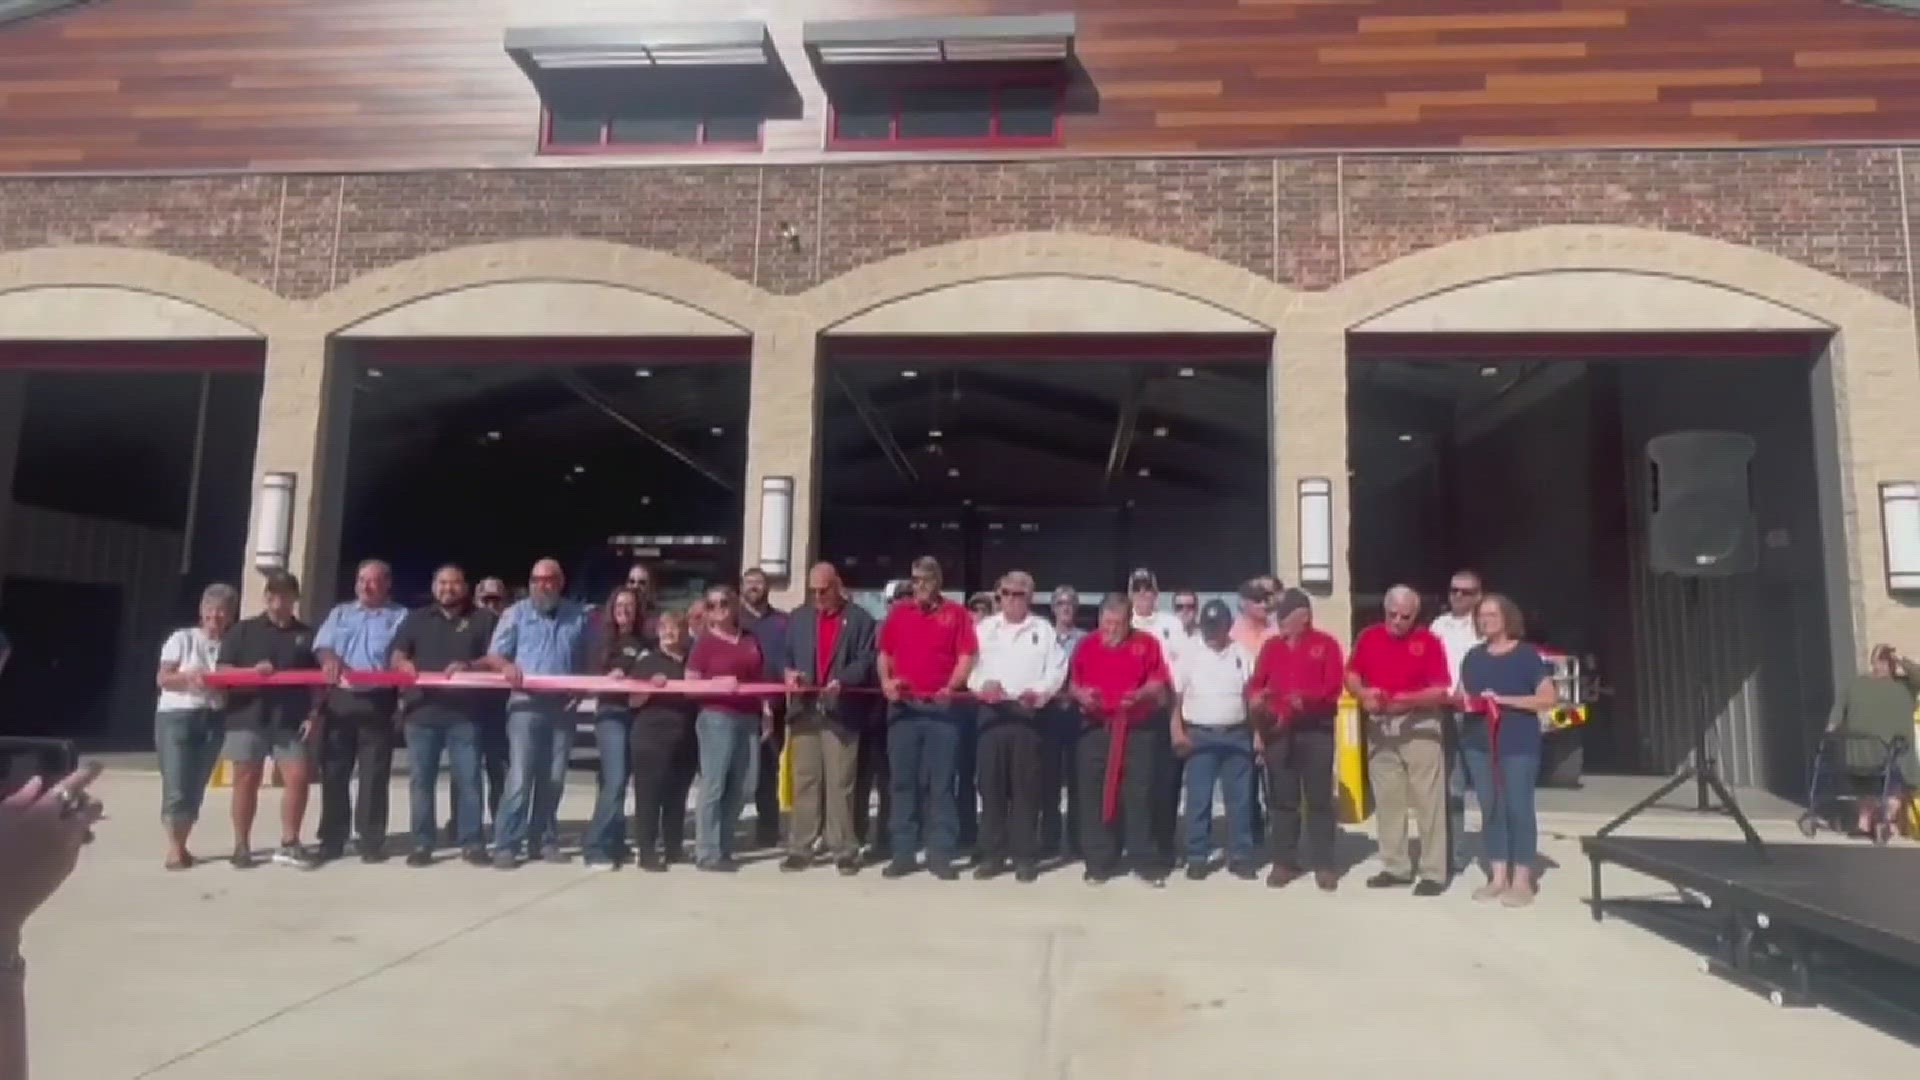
[0,340,265,372]
[1346,330,1832,362]
[345,336,751,366]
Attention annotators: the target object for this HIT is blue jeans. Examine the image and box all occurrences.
[493,699,569,857]
[405,718,482,850]
[1459,744,1540,867]
[694,708,760,864]
[156,708,222,827]
[1181,725,1256,864]
[536,715,576,849]
[888,704,961,865]
[584,712,631,859]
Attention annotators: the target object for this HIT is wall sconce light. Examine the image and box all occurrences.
[759,475,795,580]
[253,472,296,573]
[1880,481,1920,592]
[778,222,801,251]
[1298,477,1333,588]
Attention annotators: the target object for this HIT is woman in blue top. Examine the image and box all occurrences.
[1458,593,1559,907]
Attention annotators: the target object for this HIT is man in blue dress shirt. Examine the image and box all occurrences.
[312,559,409,863]
[483,557,591,869]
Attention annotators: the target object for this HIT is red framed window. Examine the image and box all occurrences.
[540,102,763,154]
[828,83,1061,150]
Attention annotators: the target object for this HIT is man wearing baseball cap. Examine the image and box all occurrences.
[1248,589,1345,890]
[1170,599,1259,880]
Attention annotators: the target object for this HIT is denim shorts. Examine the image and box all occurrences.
[222,724,310,766]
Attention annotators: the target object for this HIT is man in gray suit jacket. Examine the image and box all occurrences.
[780,562,879,874]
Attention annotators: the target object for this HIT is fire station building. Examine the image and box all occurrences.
[2,0,1920,796]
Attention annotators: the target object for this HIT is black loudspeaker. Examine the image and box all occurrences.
[1646,431,1758,577]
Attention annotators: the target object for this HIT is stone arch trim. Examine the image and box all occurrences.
[305,239,776,336]
[802,232,1294,332]
[0,246,288,336]
[1313,224,1907,332]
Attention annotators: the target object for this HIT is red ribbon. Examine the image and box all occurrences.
[203,670,802,696]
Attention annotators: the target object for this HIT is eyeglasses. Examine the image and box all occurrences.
[1173,602,1198,611]
[1450,586,1481,596]
[998,589,1029,599]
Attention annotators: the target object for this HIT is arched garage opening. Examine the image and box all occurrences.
[0,284,265,746]
[817,272,1275,606]
[1344,268,1845,794]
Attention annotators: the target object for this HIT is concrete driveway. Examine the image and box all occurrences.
[21,772,1918,1079]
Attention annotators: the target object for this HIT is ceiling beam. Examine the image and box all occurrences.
[551,371,735,493]
[1103,367,1146,490]
[832,368,919,484]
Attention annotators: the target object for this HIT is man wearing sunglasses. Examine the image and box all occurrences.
[1430,570,1485,876]
[469,577,511,832]
[967,571,1068,883]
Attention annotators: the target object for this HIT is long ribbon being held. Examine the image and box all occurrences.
[199,669,977,701]
[205,670,828,696]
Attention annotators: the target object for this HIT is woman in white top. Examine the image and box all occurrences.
[155,583,238,870]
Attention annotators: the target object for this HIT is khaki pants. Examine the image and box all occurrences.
[1367,709,1447,883]
[787,710,861,860]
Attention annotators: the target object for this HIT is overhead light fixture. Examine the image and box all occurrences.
[1480,365,1500,377]
[640,496,652,506]
[1151,426,1168,438]
[573,464,586,474]
[484,430,502,442]
[366,367,384,379]
[635,367,652,378]
[710,426,725,436]
[947,467,960,478]
[1137,467,1151,477]
[902,370,919,379]
[1176,367,1195,378]
[1298,477,1333,588]
[1397,433,1414,443]
[252,472,296,573]
[1125,499,1137,508]
[758,475,795,580]
[961,498,973,507]
[928,429,943,438]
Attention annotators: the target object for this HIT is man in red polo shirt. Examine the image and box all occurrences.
[1069,594,1172,886]
[1248,588,1345,891]
[1347,584,1453,895]
[877,556,978,880]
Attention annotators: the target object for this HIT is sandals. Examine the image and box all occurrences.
[164,852,196,871]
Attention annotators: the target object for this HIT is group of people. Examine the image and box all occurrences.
[146,555,1565,903]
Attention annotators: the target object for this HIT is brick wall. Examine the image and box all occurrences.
[0,147,1911,304]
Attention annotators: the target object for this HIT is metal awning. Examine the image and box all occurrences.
[504,21,775,72]
[802,13,1076,66]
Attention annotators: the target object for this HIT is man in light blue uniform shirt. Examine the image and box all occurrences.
[312,559,408,863]
[483,557,590,869]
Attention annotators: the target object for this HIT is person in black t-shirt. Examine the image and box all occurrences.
[629,609,699,871]
[389,565,499,867]
[217,570,323,869]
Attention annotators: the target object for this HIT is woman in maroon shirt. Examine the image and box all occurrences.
[686,585,771,871]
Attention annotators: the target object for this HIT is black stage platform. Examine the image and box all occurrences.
[1585,835,1920,1006]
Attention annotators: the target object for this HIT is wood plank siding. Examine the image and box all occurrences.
[5,0,1920,172]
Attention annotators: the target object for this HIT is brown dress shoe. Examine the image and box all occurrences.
[1265,865,1303,889]
[1313,870,1339,892]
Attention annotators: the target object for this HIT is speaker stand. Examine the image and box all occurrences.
[1596,579,1769,861]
